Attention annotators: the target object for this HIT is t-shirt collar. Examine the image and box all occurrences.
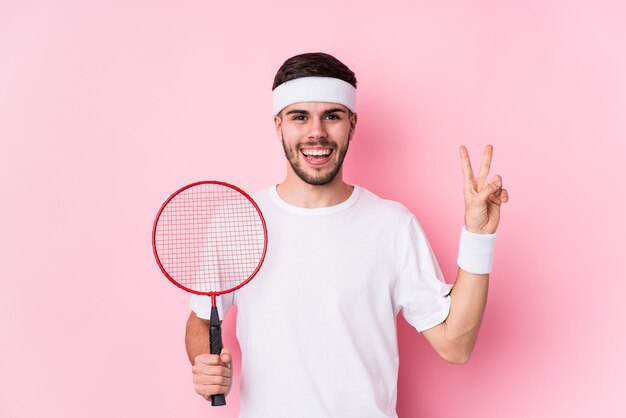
[269,184,361,216]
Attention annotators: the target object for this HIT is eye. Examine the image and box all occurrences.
[325,114,341,120]
[292,115,306,121]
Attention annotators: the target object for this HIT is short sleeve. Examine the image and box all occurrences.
[394,216,453,332]
[189,292,235,320]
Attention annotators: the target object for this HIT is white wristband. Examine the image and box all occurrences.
[457,226,496,274]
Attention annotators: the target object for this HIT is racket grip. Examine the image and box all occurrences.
[209,306,226,407]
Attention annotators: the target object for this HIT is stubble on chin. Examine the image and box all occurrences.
[280,134,349,187]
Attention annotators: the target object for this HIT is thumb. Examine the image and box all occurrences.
[220,347,231,365]
[477,175,502,202]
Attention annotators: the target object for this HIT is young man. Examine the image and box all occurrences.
[185,52,509,417]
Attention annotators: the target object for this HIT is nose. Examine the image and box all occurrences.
[307,116,327,140]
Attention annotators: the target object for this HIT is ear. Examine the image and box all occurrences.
[273,114,283,141]
[348,112,358,141]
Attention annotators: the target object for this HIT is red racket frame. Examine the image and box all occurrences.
[152,180,268,305]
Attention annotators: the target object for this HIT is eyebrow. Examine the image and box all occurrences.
[285,108,347,116]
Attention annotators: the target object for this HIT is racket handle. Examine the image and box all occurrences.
[209,306,226,407]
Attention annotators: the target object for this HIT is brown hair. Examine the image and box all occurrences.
[272,52,357,90]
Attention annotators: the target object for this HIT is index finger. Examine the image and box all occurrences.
[194,354,221,366]
[459,145,474,182]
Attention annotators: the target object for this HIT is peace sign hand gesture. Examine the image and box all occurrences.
[460,145,509,234]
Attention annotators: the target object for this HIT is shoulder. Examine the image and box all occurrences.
[249,185,274,207]
[355,186,414,223]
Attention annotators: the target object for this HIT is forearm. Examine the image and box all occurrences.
[185,311,211,365]
[440,269,489,361]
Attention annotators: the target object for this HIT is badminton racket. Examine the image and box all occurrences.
[152,181,267,406]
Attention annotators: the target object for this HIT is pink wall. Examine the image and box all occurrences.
[1,1,624,417]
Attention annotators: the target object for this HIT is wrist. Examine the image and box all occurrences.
[457,226,496,274]
[464,223,496,235]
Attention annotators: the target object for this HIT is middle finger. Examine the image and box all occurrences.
[478,144,493,179]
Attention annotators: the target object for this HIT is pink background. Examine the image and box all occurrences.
[1,1,624,417]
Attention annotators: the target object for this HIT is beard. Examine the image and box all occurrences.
[281,133,350,186]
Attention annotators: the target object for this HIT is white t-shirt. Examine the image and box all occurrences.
[190,185,452,418]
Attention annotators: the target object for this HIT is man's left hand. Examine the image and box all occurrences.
[460,144,509,234]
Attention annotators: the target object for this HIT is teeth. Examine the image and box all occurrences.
[302,149,331,156]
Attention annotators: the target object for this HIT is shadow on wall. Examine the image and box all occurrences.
[344,88,411,198]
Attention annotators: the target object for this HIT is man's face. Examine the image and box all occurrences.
[274,102,357,186]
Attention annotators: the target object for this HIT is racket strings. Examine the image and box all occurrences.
[154,183,265,293]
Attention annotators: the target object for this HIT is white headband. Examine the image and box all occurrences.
[272,76,356,115]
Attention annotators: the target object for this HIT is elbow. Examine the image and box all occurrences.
[439,344,473,365]
[443,350,471,365]
[427,322,479,365]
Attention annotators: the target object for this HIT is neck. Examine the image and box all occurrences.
[276,167,354,208]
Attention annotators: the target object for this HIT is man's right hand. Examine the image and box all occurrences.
[191,348,233,400]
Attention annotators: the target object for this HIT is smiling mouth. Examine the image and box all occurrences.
[300,147,333,164]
